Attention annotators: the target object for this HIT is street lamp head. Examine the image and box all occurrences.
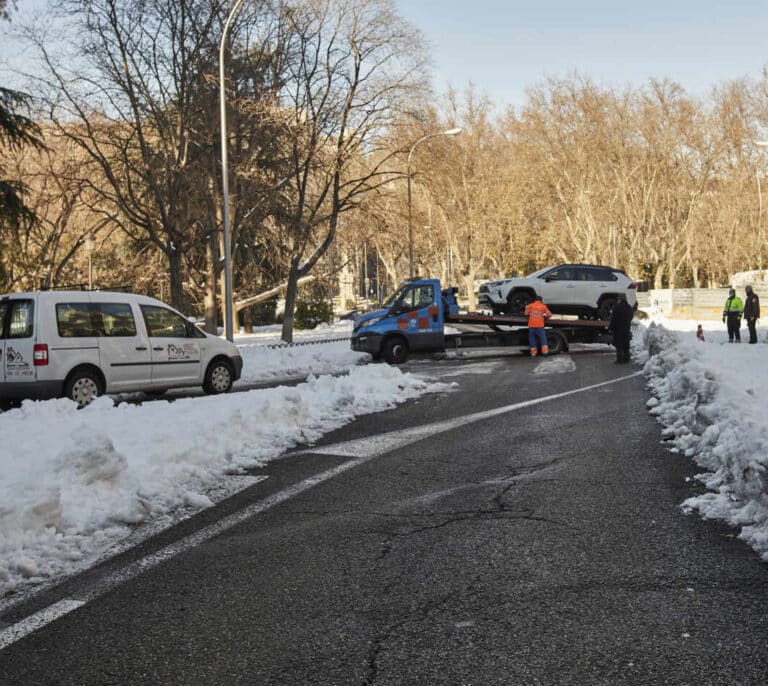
[443,127,463,136]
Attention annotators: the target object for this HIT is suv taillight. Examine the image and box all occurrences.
[628,282,638,289]
[33,344,49,366]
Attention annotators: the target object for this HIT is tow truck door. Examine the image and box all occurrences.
[391,282,442,351]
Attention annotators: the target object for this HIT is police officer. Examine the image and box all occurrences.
[743,285,761,344]
[722,288,744,343]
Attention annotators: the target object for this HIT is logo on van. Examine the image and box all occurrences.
[167,343,196,360]
[6,347,31,375]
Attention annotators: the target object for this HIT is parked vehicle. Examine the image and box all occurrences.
[338,309,364,322]
[0,291,243,407]
[352,279,611,364]
[478,264,638,319]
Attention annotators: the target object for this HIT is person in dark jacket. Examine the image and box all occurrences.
[743,285,761,344]
[608,294,634,363]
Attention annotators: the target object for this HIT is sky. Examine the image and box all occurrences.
[395,0,768,108]
[4,0,768,109]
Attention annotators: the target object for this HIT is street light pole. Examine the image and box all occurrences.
[754,141,768,271]
[407,128,463,279]
[85,232,95,290]
[219,0,246,341]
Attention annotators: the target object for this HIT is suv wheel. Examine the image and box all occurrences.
[507,290,534,314]
[598,298,618,321]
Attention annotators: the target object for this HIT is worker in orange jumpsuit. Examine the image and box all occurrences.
[525,294,552,356]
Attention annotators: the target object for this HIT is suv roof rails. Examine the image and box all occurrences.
[558,263,627,275]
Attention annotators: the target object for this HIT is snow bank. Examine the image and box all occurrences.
[0,364,450,596]
[641,319,768,559]
[237,339,364,383]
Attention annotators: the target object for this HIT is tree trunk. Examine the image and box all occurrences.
[462,270,476,311]
[204,237,218,334]
[168,249,186,311]
[243,306,253,334]
[281,257,300,344]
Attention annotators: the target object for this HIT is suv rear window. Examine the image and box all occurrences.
[2,300,34,339]
[585,268,617,281]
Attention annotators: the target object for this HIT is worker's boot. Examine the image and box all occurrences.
[541,346,549,356]
[530,348,538,357]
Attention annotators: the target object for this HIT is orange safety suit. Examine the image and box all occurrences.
[524,299,551,356]
[525,300,551,328]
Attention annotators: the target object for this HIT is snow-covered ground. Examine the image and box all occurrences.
[3,315,768,600]
[640,317,768,560]
[235,322,360,384]
[0,324,452,598]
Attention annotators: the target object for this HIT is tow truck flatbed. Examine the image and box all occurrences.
[351,279,614,364]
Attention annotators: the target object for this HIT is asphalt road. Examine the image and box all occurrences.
[2,350,768,685]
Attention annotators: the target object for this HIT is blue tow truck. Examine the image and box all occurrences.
[351,278,612,364]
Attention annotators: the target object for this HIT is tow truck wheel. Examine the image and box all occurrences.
[382,336,409,364]
[546,330,566,355]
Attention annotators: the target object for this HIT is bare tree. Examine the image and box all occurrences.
[274,0,427,342]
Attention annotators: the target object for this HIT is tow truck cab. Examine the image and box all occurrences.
[351,279,457,363]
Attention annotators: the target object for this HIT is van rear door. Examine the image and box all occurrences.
[2,299,36,386]
[0,300,7,383]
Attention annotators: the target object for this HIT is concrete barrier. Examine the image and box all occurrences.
[638,286,767,321]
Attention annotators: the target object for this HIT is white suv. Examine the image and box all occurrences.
[478,264,638,319]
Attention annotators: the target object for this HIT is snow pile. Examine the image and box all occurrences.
[641,319,768,559]
[0,364,450,596]
[237,339,364,383]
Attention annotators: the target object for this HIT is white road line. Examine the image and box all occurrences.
[298,371,642,458]
[0,370,641,651]
[0,599,85,651]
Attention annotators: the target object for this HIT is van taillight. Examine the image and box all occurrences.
[628,282,638,289]
[33,344,49,366]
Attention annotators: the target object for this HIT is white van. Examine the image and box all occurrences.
[0,290,243,407]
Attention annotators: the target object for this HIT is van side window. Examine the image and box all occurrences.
[97,303,137,337]
[56,303,95,337]
[7,300,34,338]
[141,305,196,338]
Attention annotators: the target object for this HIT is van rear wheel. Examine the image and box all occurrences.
[204,359,234,394]
[65,369,104,408]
